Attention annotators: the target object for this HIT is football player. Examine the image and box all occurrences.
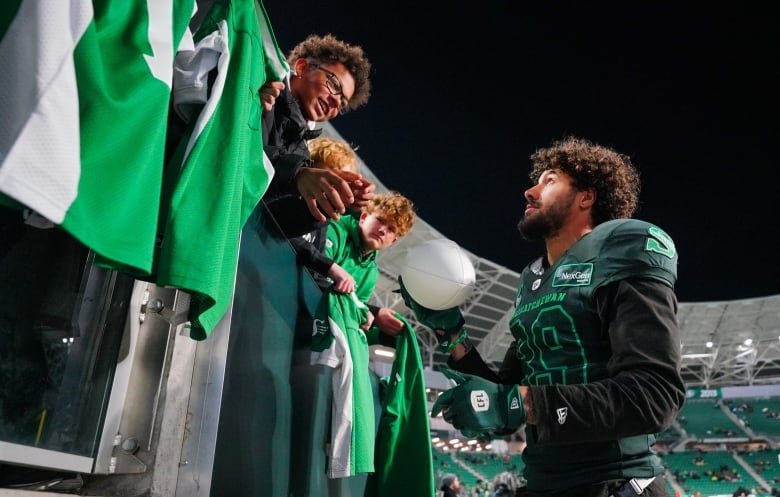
[401,136,685,496]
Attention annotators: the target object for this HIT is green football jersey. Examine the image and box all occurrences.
[323,215,379,304]
[510,218,678,490]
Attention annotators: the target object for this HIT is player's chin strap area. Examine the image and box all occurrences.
[610,477,656,497]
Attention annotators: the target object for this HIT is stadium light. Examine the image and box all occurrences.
[681,353,715,359]
[374,348,395,358]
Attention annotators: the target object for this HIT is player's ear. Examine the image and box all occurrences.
[579,188,596,209]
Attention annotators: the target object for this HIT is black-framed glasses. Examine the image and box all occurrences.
[308,60,351,115]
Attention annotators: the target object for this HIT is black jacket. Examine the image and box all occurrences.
[261,80,327,242]
[261,81,320,199]
[441,486,458,497]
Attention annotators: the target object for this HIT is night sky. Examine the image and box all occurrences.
[261,1,779,303]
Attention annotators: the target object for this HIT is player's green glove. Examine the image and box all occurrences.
[398,275,465,350]
[431,367,526,436]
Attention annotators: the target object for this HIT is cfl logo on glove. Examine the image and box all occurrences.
[470,390,490,412]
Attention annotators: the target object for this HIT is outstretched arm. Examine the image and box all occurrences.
[530,279,685,443]
[327,262,356,294]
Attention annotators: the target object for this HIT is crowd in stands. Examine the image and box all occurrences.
[726,399,780,423]
[670,453,744,484]
[433,450,524,496]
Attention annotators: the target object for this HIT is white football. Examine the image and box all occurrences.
[400,239,476,310]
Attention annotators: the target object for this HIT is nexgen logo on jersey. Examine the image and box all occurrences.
[552,263,593,287]
[471,390,490,412]
[556,407,568,424]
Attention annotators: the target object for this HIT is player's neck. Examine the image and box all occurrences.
[545,224,593,266]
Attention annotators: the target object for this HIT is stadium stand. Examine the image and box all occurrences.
[740,447,780,487]
[661,449,764,496]
[677,399,749,440]
[431,447,526,494]
[432,448,460,474]
[725,398,780,439]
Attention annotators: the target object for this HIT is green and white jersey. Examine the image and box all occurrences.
[309,214,380,478]
[0,0,288,340]
[311,291,375,479]
[323,215,379,304]
[155,0,287,339]
[0,0,195,273]
[510,218,682,491]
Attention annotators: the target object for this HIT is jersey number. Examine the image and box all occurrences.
[645,226,676,259]
[515,305,589,386]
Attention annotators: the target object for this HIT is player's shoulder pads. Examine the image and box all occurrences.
[572,218,678,289]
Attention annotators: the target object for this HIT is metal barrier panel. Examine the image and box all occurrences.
[0,207,133,476]
[210,204,376,497]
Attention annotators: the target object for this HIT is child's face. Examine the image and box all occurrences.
[292,59,354,122]
[358,212,398,253]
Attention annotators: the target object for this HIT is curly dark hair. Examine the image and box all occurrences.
[529,136,640,225]
[287,34,372,111]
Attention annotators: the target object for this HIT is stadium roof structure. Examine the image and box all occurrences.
[321,123,780,387]
[677,296,780,388]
